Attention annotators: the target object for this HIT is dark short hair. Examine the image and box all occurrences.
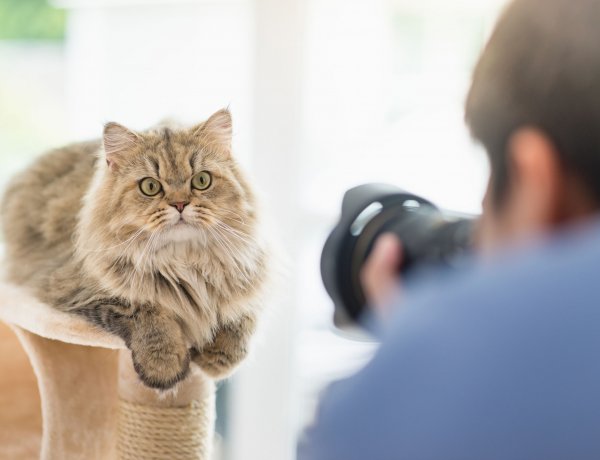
[465,0,600,206]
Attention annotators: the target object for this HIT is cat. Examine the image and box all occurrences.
[1,109,269,390]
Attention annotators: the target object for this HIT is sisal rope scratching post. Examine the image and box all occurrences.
[117,352,215,460]
[0,281,216,460]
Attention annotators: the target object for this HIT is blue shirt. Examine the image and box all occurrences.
[298,221,600,460]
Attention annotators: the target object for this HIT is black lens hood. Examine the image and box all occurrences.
[321,183,436,326]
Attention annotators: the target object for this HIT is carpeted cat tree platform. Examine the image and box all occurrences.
[0,281,215,460]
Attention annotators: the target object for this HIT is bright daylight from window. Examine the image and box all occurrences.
[0,0,507,459]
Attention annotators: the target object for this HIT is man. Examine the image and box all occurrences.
[298,0,600,458]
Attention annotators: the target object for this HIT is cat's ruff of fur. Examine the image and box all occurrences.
[1,109,270,390]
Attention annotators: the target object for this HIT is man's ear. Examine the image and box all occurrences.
[191,109,233,151]
[103,122,139,171]
[506,128,564,229]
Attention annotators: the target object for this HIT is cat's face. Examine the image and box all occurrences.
[96,110,254,248]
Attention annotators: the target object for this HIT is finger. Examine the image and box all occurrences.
[371,233,403,273]
[361,233,403,311]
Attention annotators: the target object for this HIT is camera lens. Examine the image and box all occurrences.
[321,184,474,328]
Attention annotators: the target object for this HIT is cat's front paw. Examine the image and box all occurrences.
[192,315,255,379]
[130,335,191,390]
[192,349,233,379]
[192,342,247,380]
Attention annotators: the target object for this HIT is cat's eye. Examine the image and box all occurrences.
[191,171,212,190]
[139,177,162,196]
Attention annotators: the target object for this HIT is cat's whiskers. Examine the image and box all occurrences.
[204,225,232,261]
[137,231,160,271]
[191,208,216,227]
[78,225,147,256]
[216,209,251,227]
[135,231,160,290]
[121,230,158,292]
[119,226,150,256]
[205,224,244,270]
[208,225,252,287]
[213,226,252,249]
[213,220,257,246]
[139,231,163,289]
[148,209,168,225]
[140,232,159,274]
[106,224,155,274]
[196,206,250,229]
[205,225,251,286]
[198,212,253,253]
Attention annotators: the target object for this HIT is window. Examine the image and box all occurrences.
[0,0,68,198]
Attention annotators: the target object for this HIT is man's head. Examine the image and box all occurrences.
[466,0,600,250]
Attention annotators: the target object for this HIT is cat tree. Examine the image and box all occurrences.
[0,281,215,460]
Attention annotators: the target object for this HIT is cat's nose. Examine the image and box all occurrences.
[170,201,189,213]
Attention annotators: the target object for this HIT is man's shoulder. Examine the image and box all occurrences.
[299,219,600,460]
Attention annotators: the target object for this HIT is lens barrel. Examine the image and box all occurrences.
[321,183,474,327]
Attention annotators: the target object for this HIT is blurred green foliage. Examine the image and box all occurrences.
[0,0,66,40]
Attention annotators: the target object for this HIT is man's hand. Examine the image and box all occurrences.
[360,233,403,316]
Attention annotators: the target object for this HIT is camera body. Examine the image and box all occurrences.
[321,184,474,328]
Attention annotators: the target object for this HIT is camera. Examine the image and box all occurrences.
[321,183,475,328]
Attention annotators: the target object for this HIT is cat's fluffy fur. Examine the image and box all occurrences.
[1,109,269,389]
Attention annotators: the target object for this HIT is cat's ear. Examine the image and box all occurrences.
[192,109,233,151]
[103,122,139,170]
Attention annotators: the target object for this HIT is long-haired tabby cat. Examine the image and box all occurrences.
[1,109,268,389]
